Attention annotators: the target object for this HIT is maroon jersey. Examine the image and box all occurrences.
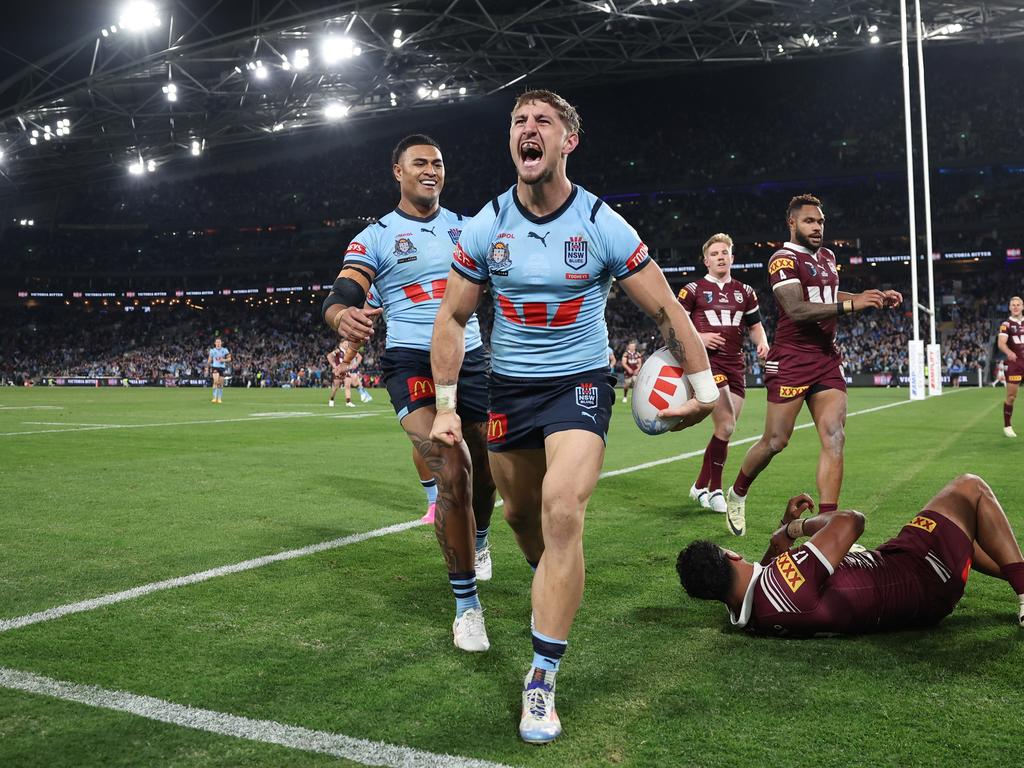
[622,350,643,373]
[327,349,343,368]
[733,514,971,637]
[767,242,840,354]
[678,276,760,359]
[999,317,1024,359]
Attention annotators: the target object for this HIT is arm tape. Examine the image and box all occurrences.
[321,276,367,323]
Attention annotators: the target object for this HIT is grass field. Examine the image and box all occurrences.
[1,385,1021,767]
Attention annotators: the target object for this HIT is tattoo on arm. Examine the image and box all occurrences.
[653,307,686,365]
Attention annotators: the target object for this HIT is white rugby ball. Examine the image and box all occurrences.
[631,347,693,435]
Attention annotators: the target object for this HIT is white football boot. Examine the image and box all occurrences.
[707,489,727,514]
[452,608,490,652]
[689,483,710,509]
[726,486,746,536]
[1005,426,1018,438]
[475,546,493,582]
[519,668,561,744]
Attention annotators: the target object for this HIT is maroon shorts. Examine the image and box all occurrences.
[1007,359,1024,385]
[875,511,973,626]
[710,354,746,399]
[764,346,846,404]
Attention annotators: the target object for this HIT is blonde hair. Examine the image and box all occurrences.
[512,89,581,134]
[702,233,734,258]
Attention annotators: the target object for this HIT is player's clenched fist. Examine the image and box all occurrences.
[335,306,382,342]
[430,409,463,446]
[783,493,815,523]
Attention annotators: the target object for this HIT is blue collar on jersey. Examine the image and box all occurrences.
[392,206,442,223]
[512,184,579,225]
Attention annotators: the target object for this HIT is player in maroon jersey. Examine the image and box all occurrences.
[997,296,1024,438]
[620,341,643,404]
[677,474,1024,636]
[724,194,902,536]
[679,233,770,514]
[327,341,365,408]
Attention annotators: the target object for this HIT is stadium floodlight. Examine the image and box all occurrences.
[0,149,4,161]
[31,130,38,138]
[868,24,878,33]
[162,83,178,102]
[43,132,52,141]
[29,137,37,145]
[118,2,161,32]
[101,28,109,37]
[322,35,356,64]
[417,86,429,98]
[128,161,144,175]
[324,101,349,120]
[430,89,439,99]
[56,127,65,136]
[293,48,309,70]
[254,61,268,80]
[459,86,467,95]
[393,29,402,38]
[190,139,202,156]
[870,34,881,44]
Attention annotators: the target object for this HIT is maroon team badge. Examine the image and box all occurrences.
[564,236,589,270]
[733,290,744,303]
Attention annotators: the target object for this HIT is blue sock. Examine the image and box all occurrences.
[420,479,438,505]
[449,571,480,617]
[531,629,567,672]
[527,557,539,572]
[475,525,489,552]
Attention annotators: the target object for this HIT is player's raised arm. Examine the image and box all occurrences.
[429,267,485,446]
[774,281,885,323]
[322,262,383,342]
[769,504,865,571]
[617,262,718,426]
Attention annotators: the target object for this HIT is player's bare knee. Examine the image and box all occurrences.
[541,504,584,548]
[717,420,736,440]
[952,473,988,499]
[824,425,845,456]
[766,433,790,454]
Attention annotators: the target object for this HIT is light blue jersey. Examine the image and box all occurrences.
[209,347,230,369]
[453,185,651,377]
[344,207,482,352]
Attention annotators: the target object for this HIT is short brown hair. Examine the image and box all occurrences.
[512,89,581,134]
[702,233,733,258]
[787,194,823,219]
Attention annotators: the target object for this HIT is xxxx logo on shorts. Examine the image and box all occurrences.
[1010,374,1023,383]
[487,413,508,443]
[908,515,937,533]
[776,552,805,593]
[713,373,728,385]
[778,384,810,398]
[407,377,435,401]
[768,257,795,275]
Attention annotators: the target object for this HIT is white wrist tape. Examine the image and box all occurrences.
[687,368,719,404]
[435,384,457,412]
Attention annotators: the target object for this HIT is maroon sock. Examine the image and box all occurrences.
[733,470,753,497]
[706,436,730,492]
[696,446,713,489]
[1005,403,1014,428]
[819,503,838,515]
[1001,562,1024,594]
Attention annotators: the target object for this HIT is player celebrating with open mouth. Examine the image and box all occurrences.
[429,89,717,745]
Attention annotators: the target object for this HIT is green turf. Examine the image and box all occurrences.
[1,386,1021,766]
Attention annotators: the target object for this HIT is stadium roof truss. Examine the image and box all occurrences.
[0,0,1021,191]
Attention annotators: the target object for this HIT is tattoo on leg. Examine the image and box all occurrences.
[409,431,459,570]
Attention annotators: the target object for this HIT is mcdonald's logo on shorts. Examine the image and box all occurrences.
[778,384,810,398]
[407,376,435,401]
[487,413,508,443]
[908,515,937,533]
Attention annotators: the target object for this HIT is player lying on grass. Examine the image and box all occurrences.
[676,474,1024,636]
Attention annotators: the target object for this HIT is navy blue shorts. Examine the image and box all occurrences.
[486,368,616,452]
[381,346,489,424]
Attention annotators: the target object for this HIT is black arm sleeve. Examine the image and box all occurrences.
[321,276,368,323]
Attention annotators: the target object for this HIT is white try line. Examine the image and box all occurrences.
[1,391,959,635]
[0,405,64,410]
[0,409,390,437]
[0,666,515,768]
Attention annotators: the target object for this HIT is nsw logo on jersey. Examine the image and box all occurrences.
[447,227,462,245]
[394,237,417,259]
[487,242,512,275]
[564,236,589,270]
[575,383,598,409]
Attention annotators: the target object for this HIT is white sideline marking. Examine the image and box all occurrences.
[0,391,964,633]
[0,520,422,634]
[0,667,514,768]
[0,409,391,437]
[24,421,129,427]
[0,405,64,410]
[248,411,315,417]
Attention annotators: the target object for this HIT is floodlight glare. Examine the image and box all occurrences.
[147,159,157,172]
[43,133,52,141]
[868,24,878,32]
[417,86,429,98]
[322,35,356,64]
[459,86,467,95]
[29,137,37,146]
[869,34,880,44]
[393,29,402,38]
[254,63,268,80]
[31,130,38,138]
[128,161,144,175]
[0,149,4,161]
[190,139,202,156]
[323,102,350,120]
[119,2,161,31]
[293,49,309,70]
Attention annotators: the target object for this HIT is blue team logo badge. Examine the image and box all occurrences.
[703,291,715,304]
[575,383,598,409]
[448,228,462,245]
[806,262,817,278]
[564,236,589,270]
[487,242,512,273]
[394,237,417,257]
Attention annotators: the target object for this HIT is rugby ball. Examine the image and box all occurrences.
[631,347,693,435]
